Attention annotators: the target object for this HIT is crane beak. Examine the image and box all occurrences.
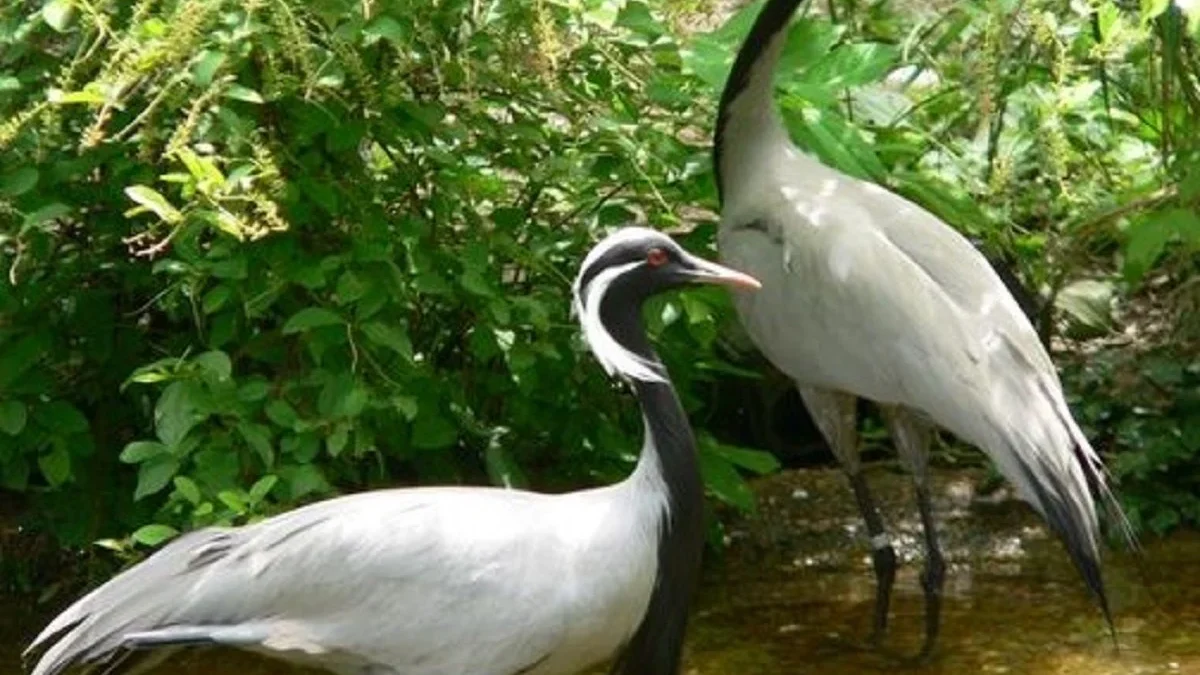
[684,256,762,291]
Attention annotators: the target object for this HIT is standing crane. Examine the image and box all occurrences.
[24,227,761,675]
[712,0,1131,659]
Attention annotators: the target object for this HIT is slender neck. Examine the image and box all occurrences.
[713,0,808,205]
[600,297,705,675]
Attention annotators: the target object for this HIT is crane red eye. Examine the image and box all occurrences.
[646,248,668,267]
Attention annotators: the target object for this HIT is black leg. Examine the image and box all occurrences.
[847,471,897,645]
[914,483,946,662]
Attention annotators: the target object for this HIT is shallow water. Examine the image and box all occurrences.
[5,466,1199,674]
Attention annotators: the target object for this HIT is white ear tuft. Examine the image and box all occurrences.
[574,261,667,384]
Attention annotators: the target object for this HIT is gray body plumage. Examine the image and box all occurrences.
[29,481,663,675]
[713,0,1130,652]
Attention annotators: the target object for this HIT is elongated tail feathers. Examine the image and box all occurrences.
[24,528,241,675]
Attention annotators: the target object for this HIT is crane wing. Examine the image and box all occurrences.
[26,487,576,675]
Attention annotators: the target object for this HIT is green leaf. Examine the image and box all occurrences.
[0,167,38,198]
[194,350,232,382]
[327,424,349,457]
[173,476,201,504]
[237,379,270,402]
[317,374,368,418]
[706,440,781,475]
[218,490,247,514]
[1123,209,1197,282]
[698,452,757,512]
[202,285,232,314]
[192,50,227,86]
[154,381,203,447]
[124,185,183,223]
[280,463,330,500]
[34,401,89,435]
[361,322,413,361]
[21,203,70,232]
[249,474,278,502]
[265,399,300,428]
[120,440,167,464]
[283,307,344,334]
[363,16,407,46]
[282,433,320,462]
[42,0,74,31]
[237,422,274,467]
[131,524,178,547]
[38,442,71,487]
[135,455,180,500]
[0,400,26,436]
[225,84,265,103]
[0,331,50,391]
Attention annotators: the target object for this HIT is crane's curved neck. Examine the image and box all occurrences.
[598,296,704,675]
[713,0,809,206]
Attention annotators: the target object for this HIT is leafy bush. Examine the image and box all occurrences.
[0,0,776,550]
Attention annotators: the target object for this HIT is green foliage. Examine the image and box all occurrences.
[0,0,771,548]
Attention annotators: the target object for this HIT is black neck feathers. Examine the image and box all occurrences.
[713,0,809,205]
[599,286,704,675]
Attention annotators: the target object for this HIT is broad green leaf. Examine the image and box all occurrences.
[194,350,232,382]
[0,331,50,390]
[1124,209,1197,282]
[120,440,167,464]
[131,524,178,546]
[218,490,247,514]
[22,203,70,232]
[124,185,183,224]
[707,440,781,475]
[698,452,756,512]
[283,307,344,334]
[202,285,232,314]
[237,379,270,402]
[0,167,38,198]
[173,476,202,504]
[154,381,203,447]
[249,474,278,502]
[225,84,264,103]
[361,322,413,361]
[34,401,89,435]
[38,442,71,486]
[135,455,180,500]
[280,463,330,500]
[238,422,274,467]
[0,400,26,435]
[192,50,226,86]
[265,399,300,428]
[363,16,407,46]
[326,425,349,457]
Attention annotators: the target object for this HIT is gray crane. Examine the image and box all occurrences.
[24,227,761,675]
[711,0,1132,659]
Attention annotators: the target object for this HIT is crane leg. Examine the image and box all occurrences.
[882,405,944,662]
[798,387,896,645]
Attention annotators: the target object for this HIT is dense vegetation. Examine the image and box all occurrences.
[0,0,1196,583]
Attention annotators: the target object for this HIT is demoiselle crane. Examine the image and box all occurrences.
[24,227,761,675]
[712,0,1131,658]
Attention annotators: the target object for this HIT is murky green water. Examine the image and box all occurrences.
[5,467,1199,674]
